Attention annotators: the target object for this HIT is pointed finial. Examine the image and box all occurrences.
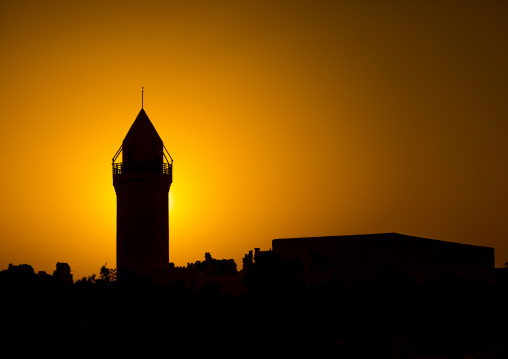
[142,87,144,109]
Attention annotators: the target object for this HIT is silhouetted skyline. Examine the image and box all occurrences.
[1,1,508,279]
[3,255,507,358]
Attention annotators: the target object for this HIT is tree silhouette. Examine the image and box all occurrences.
[99,263,117,282]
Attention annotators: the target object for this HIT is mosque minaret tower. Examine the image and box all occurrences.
[112,94,173,276]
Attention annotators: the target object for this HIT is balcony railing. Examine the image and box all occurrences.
[113,161,172,175]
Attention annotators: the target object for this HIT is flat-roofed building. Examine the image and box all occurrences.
[272,233,494,284]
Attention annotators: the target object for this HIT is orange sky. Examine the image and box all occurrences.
[1,0,507,279]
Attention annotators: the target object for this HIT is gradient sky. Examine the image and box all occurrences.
[1,0,507,279]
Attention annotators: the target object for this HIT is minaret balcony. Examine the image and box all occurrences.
[113,161,172,176]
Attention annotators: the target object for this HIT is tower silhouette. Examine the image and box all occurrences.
[112,108,173,276]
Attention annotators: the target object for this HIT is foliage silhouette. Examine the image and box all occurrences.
[1,262,508,358]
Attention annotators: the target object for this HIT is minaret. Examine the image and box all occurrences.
[112,105,173,276]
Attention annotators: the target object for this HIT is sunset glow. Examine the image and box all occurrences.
[1,0,508,279]
[168,191,175,214]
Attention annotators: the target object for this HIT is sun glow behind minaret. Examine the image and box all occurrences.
[168,191,175,214]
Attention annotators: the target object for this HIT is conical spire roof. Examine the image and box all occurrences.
[122,109,164,163]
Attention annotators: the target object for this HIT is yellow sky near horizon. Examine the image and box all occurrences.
[1,0,508,279]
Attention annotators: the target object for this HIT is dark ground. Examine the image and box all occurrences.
[1,268,508,359]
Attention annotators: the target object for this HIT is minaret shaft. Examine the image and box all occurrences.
[114,173,171,273]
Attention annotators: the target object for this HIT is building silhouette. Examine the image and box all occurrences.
[0,262,73,283]
[53,262,73,283]
[272,233,495,285]
[113,108,173,276]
